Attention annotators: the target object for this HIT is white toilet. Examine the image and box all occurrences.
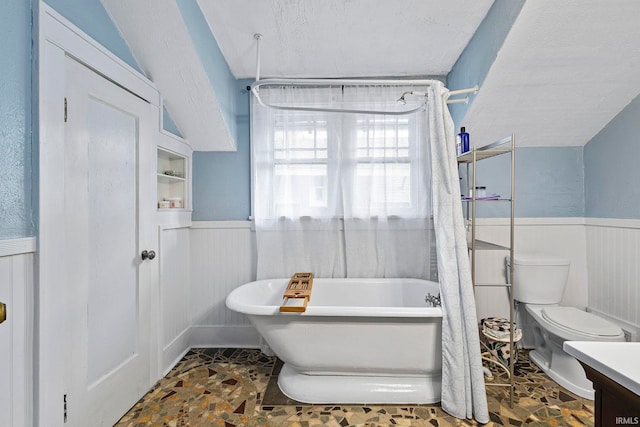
[512,253,625,399]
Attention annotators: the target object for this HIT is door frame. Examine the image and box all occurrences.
[38,5,160,426]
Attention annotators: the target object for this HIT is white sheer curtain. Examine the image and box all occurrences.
[252,84,436,280]
[251,82,488,422]
[252,86,346,278]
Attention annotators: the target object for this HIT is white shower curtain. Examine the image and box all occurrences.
[251,82,488,422]
[252,84,436,280]
[428,83,489,423]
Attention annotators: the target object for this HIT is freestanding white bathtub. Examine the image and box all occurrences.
[225,277,443,404]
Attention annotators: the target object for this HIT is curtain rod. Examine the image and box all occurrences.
[250,79,478,114]
[250,34,478,114]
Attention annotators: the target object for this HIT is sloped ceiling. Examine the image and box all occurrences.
[197,0,495,78]
[102,0,235,151]
[102,0,494,150]
[463,0,640,147]
[104,0,640,150]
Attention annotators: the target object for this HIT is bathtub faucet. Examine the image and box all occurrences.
[425,292,441,307]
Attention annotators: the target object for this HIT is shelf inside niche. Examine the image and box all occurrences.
[157,149,185,176]
[157,173,186,184]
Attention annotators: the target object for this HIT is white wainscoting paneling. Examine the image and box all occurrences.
[586,218,640,339]
[188,219,596,345]
[0,249,34,427]
[472,218,588,322]
[189,222,258,347]
[472,249,511,321]
[159,227,191,372]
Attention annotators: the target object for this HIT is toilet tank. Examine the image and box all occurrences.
[511,253,570,304]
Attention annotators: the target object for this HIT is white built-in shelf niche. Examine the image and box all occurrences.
[157,148,187,211]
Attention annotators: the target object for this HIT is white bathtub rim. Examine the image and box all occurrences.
[229,305,443,317]
[277,363,442,404]
[226,277,443,317]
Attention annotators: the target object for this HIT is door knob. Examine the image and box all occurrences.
[0,302,6,324]
[141,250,156,261]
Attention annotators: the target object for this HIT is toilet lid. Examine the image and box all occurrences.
[541,306,623,337]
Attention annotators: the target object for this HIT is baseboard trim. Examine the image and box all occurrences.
[162,347,192,377]
[161,328,192,375]
[159,325,261,376]
[189,325,260,348]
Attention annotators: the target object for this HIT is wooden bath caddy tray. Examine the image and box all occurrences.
[280,272,314,313]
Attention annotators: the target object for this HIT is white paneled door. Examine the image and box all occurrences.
[63,57,155,426]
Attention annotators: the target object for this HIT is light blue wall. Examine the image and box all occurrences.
[162,106,183,138]
[183,0,529,221]
[192,80,252,220]
[47,0,184,136]
[44,2,190,140]
[48,0,184,136]
[47,0,187,136]
[45,0,143,73]
[0,0,146,239]
[0,0,35,239]
[461,147,585,218]
[447,0,525,127]
[448,0,586,219]
[29,0,626,224]
[177,0,238,145]
[179,0,252,220]
[186,0,529,221]
[584,94,640,219]
[178,1,248,220]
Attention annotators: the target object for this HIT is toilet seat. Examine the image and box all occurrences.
[541,306,623,338]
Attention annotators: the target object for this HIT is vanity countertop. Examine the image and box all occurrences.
[564,341,640,396]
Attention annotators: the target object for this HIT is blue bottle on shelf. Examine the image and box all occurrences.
[458,127,470,153]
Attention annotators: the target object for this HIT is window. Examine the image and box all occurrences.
[271,114,330,216]
[267,112,420,218]
[253,85,430,220]
[251,85,436,282]
[353,116,414,215]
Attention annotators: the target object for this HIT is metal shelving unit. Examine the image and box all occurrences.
[457,134,516,406]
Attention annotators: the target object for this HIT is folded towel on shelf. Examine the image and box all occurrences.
[483,327,522,343]
[481,317,522,342]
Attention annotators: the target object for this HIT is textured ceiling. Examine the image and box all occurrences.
[103,0,640,150]
[197,0,494,79]
[463,0,640,147]
[102,0,235,151]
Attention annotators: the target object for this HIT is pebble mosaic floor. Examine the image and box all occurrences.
[115,348,595,427]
